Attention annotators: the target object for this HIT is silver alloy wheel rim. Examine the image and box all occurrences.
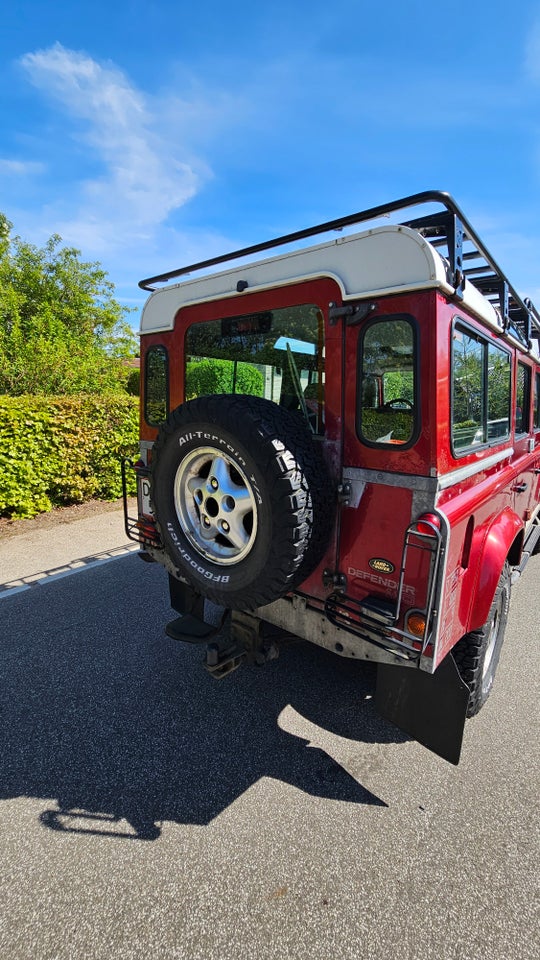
[482,595,502,681]
[174,447,258,564]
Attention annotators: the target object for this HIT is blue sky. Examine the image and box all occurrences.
[1,0,540,318]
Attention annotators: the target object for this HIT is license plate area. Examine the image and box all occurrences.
[121,458,161,548]
[138,472,153,518]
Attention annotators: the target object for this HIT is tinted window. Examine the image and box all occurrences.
[452,323,511,453]
[358,317,416,446]
[452,328,484,450]
[185,304,325,434]
[144,345,169,426]
[515,362,531,434]
[487,342,511,438]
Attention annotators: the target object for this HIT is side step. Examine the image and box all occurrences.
[165,614,220,643]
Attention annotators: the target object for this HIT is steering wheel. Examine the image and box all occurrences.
[383,398,413,410]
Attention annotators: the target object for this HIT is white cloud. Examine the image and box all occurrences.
[18,43,205,253]
[0,158,45,176]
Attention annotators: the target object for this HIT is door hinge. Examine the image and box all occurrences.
[328,301,378,326]
[322,569,347,591]
[337,481,352,506]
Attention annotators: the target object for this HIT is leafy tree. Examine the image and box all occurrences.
[0,214,137,395]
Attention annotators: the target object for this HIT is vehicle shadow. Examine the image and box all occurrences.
[1,556,407,840]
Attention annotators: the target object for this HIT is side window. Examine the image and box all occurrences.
[144,345,169,426]
[452,328,484,450]
[452,323,511,453]
[515,362,531,435]
[487,342,511,440]
[535,372,540,429]
[358,316,417,446]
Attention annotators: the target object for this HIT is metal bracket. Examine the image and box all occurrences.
[337,481,352,506]
[448,215,465,301]
[322,569,347,591]
[524,299,540,342]
[499,280,510,328]
[404,210,465,301]
[328,301,378,326]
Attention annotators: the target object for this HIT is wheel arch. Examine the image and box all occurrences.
[467,508,522,631]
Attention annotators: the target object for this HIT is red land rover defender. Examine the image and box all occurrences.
[123,191,540,763]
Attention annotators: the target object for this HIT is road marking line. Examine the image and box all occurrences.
[0,545,140,600]
[0,584,31,599]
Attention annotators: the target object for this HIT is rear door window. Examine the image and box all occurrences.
[184,304,325,434]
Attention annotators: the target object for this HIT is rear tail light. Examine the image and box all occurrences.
[406,612,427,637]
[416,513,441,536]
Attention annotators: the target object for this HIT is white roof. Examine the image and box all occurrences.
[139,223,503,337]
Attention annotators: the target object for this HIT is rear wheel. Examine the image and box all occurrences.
[532,519,540,555]
[452,563,511,717]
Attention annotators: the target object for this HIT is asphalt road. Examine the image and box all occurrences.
[0,545,539,960]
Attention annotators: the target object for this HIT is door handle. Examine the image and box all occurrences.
[513,482,528,493]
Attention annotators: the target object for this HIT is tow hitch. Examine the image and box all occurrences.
[165,602,280,680]
[205,610,280,679]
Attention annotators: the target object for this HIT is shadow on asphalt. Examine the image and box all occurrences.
[1,555,407,840]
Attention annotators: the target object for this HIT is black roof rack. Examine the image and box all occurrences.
[139,190,540,351]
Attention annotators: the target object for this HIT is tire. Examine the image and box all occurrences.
[532,522,540,556]
[452,563,511,717]
[150,394,334,610]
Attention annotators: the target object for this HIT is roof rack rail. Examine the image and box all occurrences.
[139,190,540,351]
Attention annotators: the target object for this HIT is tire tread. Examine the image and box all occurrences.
[151,394,335,609]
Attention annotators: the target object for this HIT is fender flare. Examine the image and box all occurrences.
[467,508,522,630]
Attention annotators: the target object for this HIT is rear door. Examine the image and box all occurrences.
[174,276,345,599]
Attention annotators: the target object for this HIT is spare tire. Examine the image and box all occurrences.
[150,394,334,610]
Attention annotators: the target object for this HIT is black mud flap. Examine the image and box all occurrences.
[375,654,470,765]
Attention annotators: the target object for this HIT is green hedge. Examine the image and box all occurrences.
[186,359,263,399]
[361,409,413,443]
[0,395,139,519]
